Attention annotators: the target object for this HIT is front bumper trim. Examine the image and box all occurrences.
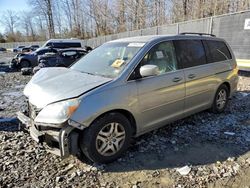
[30,125,44,143]
[17,111,32,128]
[17,111,75,158]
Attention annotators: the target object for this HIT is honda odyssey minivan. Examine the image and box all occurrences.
[17,33,238,163]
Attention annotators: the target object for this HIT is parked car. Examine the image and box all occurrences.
[0,47,7,52]
[12,47,58,69]
[21,46,32,53]
[9,53,26,69]
[42,39,82,49]
[30,45,40,51]
[33,48,87,73]
[13,45,25,53]
[17,33,238,163]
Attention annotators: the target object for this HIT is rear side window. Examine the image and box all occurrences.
[61,51,77,57]
[204,40,232,63]
[68,42,81,48]
[174,40,206,68]
[52,43,68,48]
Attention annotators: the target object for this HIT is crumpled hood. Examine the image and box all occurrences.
[24,67,112,108]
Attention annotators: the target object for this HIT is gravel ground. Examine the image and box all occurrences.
[0,52,250,188]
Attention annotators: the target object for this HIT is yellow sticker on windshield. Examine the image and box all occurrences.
[111,59,125,68]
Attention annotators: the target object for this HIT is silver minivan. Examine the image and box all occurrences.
[17,33,239,163]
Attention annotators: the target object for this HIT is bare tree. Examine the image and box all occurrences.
[0,10,18,34]
[29,0,55,38]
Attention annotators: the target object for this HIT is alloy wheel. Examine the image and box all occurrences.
[216,89,227,110]
[95,122,126,156]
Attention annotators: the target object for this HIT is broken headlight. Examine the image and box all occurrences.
[35,98,80,124]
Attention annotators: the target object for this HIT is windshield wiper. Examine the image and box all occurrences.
[80,71,95,76]
[80,71,113,78]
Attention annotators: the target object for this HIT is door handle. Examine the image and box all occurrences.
[172,77,182,82]
[188,74,196,79]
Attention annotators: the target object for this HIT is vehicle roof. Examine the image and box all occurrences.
[108,34,224,43]
[46,39,81,43]
[57,48,87,52]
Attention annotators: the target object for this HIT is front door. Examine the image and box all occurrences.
[134,41,185,132]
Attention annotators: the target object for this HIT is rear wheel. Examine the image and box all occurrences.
[211,84,229,113]
[79,112,132,163]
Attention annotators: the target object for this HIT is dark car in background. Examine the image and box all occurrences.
[42,39,82,49]
[13,45,25,53]
[21,47,32,53]
[21,45,40,53]
[9,53,26,69]
[0,47,7,52]
[30,45,39,51]
[33,48,87,73]
[11,47,58,69]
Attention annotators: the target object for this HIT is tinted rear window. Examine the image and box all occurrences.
[68,42,81,48]
[203,40,232,63]
[174,40,206,68]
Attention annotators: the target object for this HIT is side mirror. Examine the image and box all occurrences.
[140,65,159,77]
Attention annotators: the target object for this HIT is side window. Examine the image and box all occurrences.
[47,49,57,53]
[45,42,52,47]
[204,40,232,63]
[174,40,206,68]
[53,43,65,48]
[62,51,77,57]
[140,41,178,75]
[36,50,45,55]
[68,42,81,48]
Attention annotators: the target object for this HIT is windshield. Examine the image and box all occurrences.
[71,42,144,78]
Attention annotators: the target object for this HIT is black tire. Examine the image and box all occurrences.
[79,112,132,163]
[211,84,229,113]
[20,60,30,68]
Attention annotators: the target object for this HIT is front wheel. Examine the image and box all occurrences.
[211,84,229,113]
[20,60,30,69]
[79,113,132,163]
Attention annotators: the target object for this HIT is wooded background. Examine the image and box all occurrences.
[0,0,249,42]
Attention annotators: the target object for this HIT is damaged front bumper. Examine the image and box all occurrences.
[17,111,79,158]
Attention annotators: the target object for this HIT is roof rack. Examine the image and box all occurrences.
[179,32,216,37]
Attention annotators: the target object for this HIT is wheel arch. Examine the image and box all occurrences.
[222,81,231,95]
[88,109,137,136]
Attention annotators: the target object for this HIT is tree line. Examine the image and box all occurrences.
[0,0,249,42]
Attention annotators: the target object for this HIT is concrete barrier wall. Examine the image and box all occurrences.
[1,10,250,59]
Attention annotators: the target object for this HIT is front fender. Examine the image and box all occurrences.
[70,82,138,128]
